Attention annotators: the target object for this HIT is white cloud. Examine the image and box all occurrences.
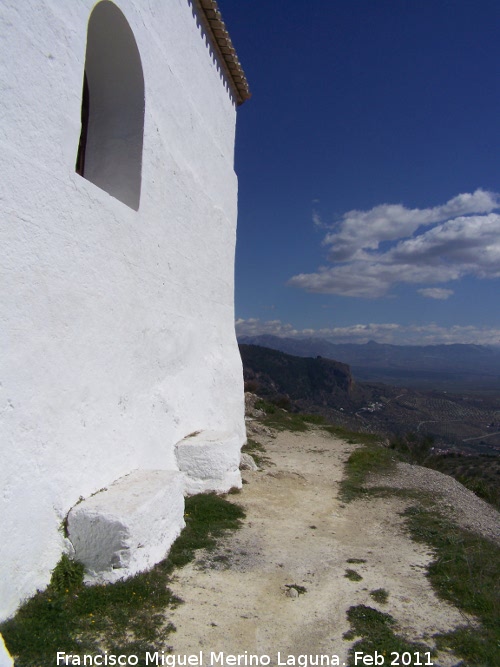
[322,189,499,261]
[288,190,500,298]
[236,318,500,346]
[235,318,299,337]
[312,210,324,228]
[418,288,454,300]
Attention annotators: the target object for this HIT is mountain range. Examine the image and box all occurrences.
[238,335,500,391]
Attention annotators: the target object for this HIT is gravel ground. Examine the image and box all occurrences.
[367,462,500,545]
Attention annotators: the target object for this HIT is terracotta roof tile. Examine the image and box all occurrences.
[193,0,251,105]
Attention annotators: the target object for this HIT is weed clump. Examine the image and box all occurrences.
[370,588,389,604]
[50,554,85,594]
[344,605,433,666]
[284,583,307,596]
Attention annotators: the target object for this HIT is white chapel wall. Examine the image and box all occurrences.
[0,0,245,620]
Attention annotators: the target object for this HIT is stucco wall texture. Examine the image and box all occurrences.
[0,0,245,620]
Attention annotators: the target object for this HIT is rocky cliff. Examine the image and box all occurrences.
[239,344,354,408]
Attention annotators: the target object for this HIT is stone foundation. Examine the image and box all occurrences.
[67,470,185,583]
[175,430,242,494]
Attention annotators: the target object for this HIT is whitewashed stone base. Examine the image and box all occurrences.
[0,635,13,667]
[175,430,242,495]
[67,470,185,584]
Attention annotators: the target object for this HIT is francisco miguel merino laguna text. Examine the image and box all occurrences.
[56,651,347,666]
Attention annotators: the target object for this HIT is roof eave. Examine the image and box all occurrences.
[194,0,251,106]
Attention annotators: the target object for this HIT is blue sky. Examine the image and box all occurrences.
[218,0,500,345]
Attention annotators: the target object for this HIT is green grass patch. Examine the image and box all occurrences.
[167,492,245,568]
[344,605,434,666]
[254,398,277,414]
[346,558,366,564]
[403,505,500,666]
[242,437,266,454]
[255,399,330,433]
[1,493,245,667]
[50,554,85,594]
[344,569,363,582]
[370,588,389,604]
[263,411,325,432]
[323,425,380,447]
[339,444,396,502]
[0,558,179,665]
[259,402,384,443]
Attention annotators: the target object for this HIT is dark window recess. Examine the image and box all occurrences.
[75,72,89,177]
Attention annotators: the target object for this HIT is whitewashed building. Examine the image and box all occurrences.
[0,0,250,623]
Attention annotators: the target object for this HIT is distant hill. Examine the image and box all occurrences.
[238,335,500,391]
[239,343,354,408]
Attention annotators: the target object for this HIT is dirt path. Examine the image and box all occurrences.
[167,427,466,666]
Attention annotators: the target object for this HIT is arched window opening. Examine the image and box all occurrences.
[76,1,144,211]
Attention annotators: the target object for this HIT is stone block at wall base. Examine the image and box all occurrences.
[175,430,242,495]
[0,635,13,667]
[67,470,185,584]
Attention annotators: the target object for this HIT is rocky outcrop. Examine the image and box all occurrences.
[240,452,258,471]
[239,344,354,406]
